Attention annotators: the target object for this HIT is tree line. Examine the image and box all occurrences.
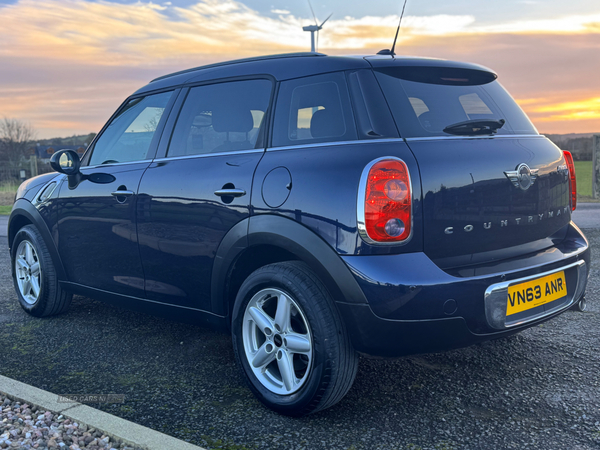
[0,118,95,168]
[545,134,595,161]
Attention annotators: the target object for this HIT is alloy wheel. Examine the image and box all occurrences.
[15,240,42,305]
[242,288,313,395]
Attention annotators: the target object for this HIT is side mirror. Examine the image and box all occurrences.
[50,149,81,176]
[49,149,115,189]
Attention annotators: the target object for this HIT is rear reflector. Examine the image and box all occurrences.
[358,157,412,244]
[563,151,577,211]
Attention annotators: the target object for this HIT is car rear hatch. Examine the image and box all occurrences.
[369,58,572,269]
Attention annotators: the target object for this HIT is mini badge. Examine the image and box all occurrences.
[504,163,539,191]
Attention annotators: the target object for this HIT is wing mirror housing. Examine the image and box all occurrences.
[50,149,81,176]
[50,149,115,189]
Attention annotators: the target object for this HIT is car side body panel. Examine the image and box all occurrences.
[251,141,424,256]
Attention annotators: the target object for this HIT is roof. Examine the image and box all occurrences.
[133,53,496,96]
[151,52,327,82]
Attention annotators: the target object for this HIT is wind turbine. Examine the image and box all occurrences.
[302,0,332,53]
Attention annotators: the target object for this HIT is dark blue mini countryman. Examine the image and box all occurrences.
[9,52,590,416]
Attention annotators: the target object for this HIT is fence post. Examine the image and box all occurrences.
[29,155,38,177]
[594,135,600,199]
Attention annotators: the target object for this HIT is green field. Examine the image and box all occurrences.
[574,160,593,198]
[0,182,17,215]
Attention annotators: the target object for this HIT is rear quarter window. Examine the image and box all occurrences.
[272,72,357,147]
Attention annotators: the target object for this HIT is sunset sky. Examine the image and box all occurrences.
[0,0,599,138]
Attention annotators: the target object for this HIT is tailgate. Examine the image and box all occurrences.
[407,136,571,267]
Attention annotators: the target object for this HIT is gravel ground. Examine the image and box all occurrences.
[0,230,598,450]
[0,395,142,450]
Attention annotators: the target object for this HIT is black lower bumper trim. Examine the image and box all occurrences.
[336,302,545,358]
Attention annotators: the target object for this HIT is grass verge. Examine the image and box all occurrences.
[574,161,592,198]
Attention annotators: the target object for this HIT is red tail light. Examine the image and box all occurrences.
[358,158,412,244]
[563,150,577,211]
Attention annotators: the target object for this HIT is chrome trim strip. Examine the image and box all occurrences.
[265,135,543,150]
[32,181,58,206]
[405,134,543,142]
[267,138,405,152]
[484,260,586,330]
[356,156,414,246]
[82,160,152,170]
[214,188,246,198]
[111,190,134,197]
[152,149,264,162]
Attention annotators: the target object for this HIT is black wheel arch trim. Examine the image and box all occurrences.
[8,199,67,281]
[211,214,368,317]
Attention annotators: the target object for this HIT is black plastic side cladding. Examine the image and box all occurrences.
[210,219,249,316]
[210,215,368,317]
[248,215,368,304]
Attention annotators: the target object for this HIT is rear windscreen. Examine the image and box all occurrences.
[374,67,538,138]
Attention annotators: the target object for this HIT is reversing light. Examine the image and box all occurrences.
[358,157,412,244]
[563,151,577,211]
[384,179,408,201]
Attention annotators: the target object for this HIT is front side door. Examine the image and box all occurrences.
[56,90,175,297]
[137,78,273,310]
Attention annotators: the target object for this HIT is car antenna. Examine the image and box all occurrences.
[377,0,409,57]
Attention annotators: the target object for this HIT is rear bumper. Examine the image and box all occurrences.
[338,222,590,357]
[335,300,579,358]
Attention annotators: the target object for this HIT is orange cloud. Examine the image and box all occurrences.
[0,0,599,137]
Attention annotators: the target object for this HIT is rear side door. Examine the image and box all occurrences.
[137,78,273,311]
[56,90,176,297]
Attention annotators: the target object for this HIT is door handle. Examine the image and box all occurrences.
[111,190,134,197]
[214,188,246,198]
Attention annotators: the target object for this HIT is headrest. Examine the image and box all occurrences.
[212,108,254,133]
[310,109,345,139]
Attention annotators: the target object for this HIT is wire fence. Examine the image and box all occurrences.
[0,157,54,185]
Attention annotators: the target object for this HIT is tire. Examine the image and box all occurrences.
[11,224,72,317]
[231,261,358,416]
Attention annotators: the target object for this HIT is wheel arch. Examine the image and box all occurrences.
[210,214,367,321]
[8,199,67,281]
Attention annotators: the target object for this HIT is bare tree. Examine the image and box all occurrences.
[0,118,37,167]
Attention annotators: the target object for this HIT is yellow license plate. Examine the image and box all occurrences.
[507,271,567,316]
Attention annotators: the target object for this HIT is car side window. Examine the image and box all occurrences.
[167,79,272,157]
[272,72,357,147]
[88,91,173,166]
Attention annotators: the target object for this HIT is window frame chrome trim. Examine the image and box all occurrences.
[82,160,153,170]
[152,148,265,163]
[265,134,545,151]
[356,156,414,247]
[267,138,404,152]
[404,134,544,142]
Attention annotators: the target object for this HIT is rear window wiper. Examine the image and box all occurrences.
[443,119,505,136]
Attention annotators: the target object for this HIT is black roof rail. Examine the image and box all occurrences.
[151,52,327,83]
